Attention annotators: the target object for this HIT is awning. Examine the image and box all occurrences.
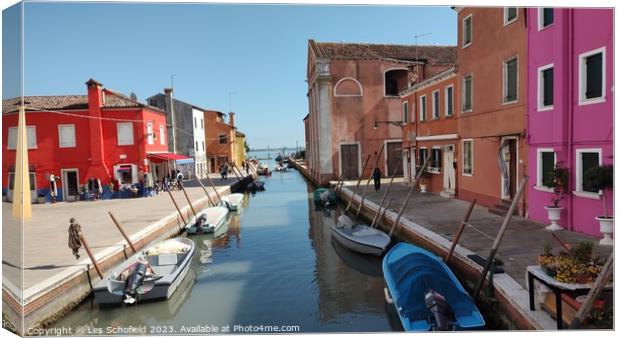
[147,152,193,162]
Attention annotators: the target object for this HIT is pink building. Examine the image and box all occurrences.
[526,8,613,237]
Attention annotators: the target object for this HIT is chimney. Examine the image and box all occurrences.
[86,78,104,109]
[228,112,235,127]
[163,88,177,153]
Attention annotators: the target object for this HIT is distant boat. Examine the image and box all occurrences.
[220,193,244,211]
[93,237,195,306]
[185,206,229,235]
[382,243,485,331]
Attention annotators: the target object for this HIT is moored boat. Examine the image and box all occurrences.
[93,237,195,306]
[313,188,337,208]
[382,243,485,331]
[220,193,244,211]
[185,206,229,235]
[331,223,390,256]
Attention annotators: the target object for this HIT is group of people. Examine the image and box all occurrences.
[219,160,251,180]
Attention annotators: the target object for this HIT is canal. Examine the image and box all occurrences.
[52,169,399,333]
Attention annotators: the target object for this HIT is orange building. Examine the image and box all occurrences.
[204,110,237,173]
[305,40,456,185]
[401,66,458,197]
[455,7,528,215]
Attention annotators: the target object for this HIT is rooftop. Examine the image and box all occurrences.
[310,40,456,64]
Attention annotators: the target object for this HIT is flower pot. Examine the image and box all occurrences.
[419,183,427,193]
[596,216,614,246]
[544,206,564,231]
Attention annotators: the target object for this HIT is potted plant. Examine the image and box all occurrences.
[543,162,569,231]
[584,165,613,246]
[537,242,556,276]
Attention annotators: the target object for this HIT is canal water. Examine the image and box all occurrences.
[53,169,400,334]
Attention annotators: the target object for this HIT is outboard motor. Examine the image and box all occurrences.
[195,214,207,232]
[424,289,455,331]
[124,263,147,304]
[320,191,331,208]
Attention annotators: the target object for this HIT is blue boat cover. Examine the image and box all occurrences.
[383,243,485,331]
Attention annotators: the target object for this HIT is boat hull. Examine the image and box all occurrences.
[330,224,390,256]
[186,206,229,235]
[382,243,485,331]
[220,193,244,211]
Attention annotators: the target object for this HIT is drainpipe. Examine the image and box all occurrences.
[567,9,574,231]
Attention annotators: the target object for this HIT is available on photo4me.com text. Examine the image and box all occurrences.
[30,324,303,335]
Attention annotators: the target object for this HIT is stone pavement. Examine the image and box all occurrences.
[2,174,247,296]
[346,182,613,288]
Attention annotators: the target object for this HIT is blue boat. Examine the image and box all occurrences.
[382,243,485,331]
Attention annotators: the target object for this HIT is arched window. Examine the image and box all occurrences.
[334,77,363,97]
[384,68,409,96]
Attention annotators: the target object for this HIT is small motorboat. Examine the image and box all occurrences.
[331,221,391,256]
[313,188,337,208]
[220,193,244,211]
[274,163,287,171]
[185,206,229,235]
[382,243,485,331]
[93,237,195,306]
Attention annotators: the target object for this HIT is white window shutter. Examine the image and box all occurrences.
[26,126,37,149]
[7,127,17,149]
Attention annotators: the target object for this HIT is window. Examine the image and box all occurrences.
[432,90,440,119]
[419,148,428,167]
[58,124,76,148]
[462,75,473,112]
[462,14,472,47]
[196,141,199,150]
[504,57,518,103]
[445,85,454,117]
[504,8,518,25]
[117,122,134,145]
[402,102,409,124]
[538,64,554,110]
[579,47,605,104]
[7,126,37,149]
[219,134,227,145]
[146,122,154,145]
[202,141,205,151]
[576,149,601,194]
[431,148,442,170]
[538,8,554,30]
[159,125,165,145]
[536,149,556,188]
[8,172,36,191]
[194,117,197,128]
[419,95,427,121]
[463,139,473,175]
[201,118,204,129]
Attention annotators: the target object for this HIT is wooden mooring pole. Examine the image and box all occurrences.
[473,176,529,299]
[388,185,417,237]
[181,186,198,218]
[344,154,372,214]
[78,232,104,279]
[355,144,385,219]
[196,178,216,207]
[568,253,613,329]
[107,211,137,253]
[167,190,187,226]
[205,174,223,204]
[369,155,405,228]
[445,199,477,264]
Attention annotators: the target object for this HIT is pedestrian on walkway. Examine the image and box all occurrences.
[49,174,59,203]
[68,218,82,260]
[372,167,381,191]
[176,170,184,190]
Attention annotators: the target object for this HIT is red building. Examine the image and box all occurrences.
[2,79,174,202]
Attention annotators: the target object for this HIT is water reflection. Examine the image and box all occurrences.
[53,171,396,333]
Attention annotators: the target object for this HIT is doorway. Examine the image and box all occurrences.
[386,142,403,176]
[61,169,79,202]
[500,137,518,200]
[442,145,456,194]
[340,143,360,180]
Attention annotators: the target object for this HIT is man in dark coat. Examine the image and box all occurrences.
[68,218,82,260]
[372,167,381,191]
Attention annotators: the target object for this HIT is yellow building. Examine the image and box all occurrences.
[235,131,246,165]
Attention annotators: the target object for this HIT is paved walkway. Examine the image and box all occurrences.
[344,182,613,288]
[2,174,248,294]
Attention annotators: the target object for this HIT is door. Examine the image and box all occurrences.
[210,158,216,173]
[61,169,79,202]
[402,150,410,182]
[340,144,359,180]
[443,145,456,194]
[386,142,403,176]
[500,138,518,200]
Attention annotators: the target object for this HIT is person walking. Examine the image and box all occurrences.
[68,218,82,260]
[176,169,184,190]
[372,167,381,191]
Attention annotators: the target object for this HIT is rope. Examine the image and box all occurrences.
[463,222,495,241]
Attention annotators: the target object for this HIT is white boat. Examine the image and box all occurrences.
[331,216,391,256]
[185,206,229,235]
[273,163,287,171]
[220,193,244,211]
[93,237,195,306]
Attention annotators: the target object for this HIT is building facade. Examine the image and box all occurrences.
[305,40,456,185]
[147,89,208,179]
[2,79,169,202]
[234,131,247,166]
[401,66,458,196]
[526,8,614,236]
[455,7,528,215]
[204,110,237,173]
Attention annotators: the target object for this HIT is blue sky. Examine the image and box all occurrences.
[3,2,456,149]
